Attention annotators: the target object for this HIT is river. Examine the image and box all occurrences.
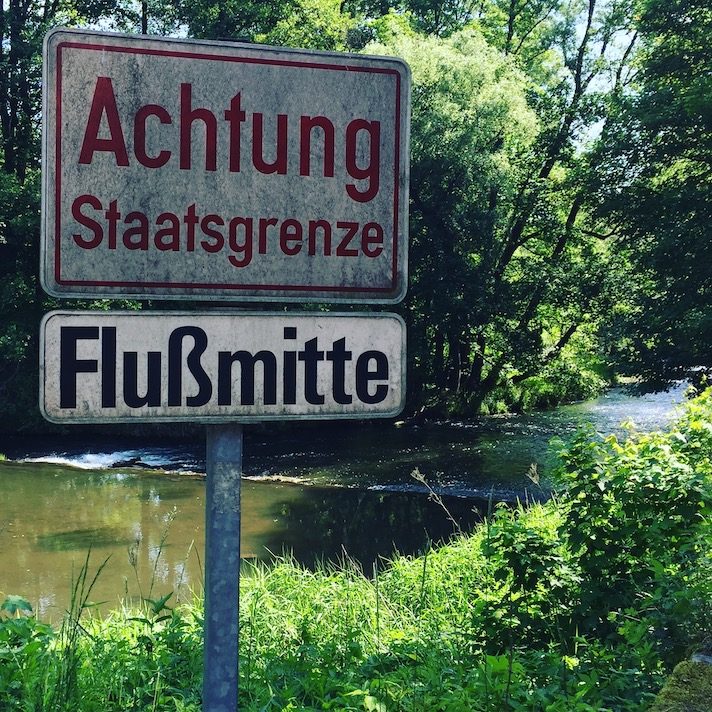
[0,384,687,619]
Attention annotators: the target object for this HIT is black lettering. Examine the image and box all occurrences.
[123,351,162,407]
[101,327,116,408]
[217,350,277,405]
[60,326,99,408]
[298,337,325,405]
[167,327,212,406]
[356,350,389,404]
[283,327,298,405]
[326,337,352,404]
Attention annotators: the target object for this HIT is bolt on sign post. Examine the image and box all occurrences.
[40,28,410,712]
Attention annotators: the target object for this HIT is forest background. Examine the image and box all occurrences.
[0,0,709,430]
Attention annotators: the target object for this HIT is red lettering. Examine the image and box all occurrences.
[180,83,217,171]
[72,194,103,248]
[134,104,172,168]
[308,220,332,256]
[200,215,225,253]
[345,119,381,203]
[280,219,303,256]
[258,217,278,254]
[184,204,199,252]
[299,116,335,177]
[78,77,129,166]
[362,222,384,258]
[253,113,288,175]
[224,93,246,173]
[155,212,180,250]
[66,196,387,266]
[228,217,253,267]
[105,200,121,249]
[336,221,359,256]
[123,211,149,250]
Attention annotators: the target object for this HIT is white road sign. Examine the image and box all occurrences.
[41,29,410,302]
[40,311,406,422]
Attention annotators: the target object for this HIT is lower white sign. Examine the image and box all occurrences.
[40,311,405,423]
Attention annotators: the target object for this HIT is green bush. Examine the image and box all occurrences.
[1,390,710,710]
[555,389,712,657]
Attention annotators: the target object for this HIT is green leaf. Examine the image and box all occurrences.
[364,695,386,712]
[1,595,33,615]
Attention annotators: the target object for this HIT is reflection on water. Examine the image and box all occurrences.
[0,460,484,617]
[0,385,687,617]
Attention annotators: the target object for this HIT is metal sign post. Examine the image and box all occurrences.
[39,28,411,712]
[39,308,406,711]
[204,424,242,711]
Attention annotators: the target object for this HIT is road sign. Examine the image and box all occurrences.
[40,311,406,423]
[41,29,410,303]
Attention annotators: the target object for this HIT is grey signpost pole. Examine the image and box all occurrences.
[204,424,243,711]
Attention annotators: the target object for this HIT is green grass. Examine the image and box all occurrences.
[2,389,711,711]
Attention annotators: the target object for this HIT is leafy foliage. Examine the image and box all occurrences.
[2,389,710,709]
[370,17,623,415]
[594,0,712,387]
[0,0,705,425]
[256,0,358,51]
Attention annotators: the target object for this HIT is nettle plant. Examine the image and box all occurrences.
[481,503,581,651]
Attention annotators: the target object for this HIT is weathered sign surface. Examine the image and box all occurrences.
[40,311,406,422]
[41,29,410,302]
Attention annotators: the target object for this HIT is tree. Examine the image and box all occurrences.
[256,0,357,51]
[370,1,635,414]
[170,0,296,41]
[0,0,135,428]
[594,0,712,387]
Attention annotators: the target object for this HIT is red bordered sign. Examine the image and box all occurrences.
[41,29,410,303]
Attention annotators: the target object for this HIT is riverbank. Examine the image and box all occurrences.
[0,386,687,616]
[2,388,709,710]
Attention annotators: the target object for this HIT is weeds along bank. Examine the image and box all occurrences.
[1,390,710,711]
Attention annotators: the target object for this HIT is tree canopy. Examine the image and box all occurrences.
[0,0,707,429]
[594,0,712,388]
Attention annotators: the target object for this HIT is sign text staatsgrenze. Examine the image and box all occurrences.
[41,29,410,303]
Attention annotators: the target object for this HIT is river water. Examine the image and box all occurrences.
[0,385,687,618]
